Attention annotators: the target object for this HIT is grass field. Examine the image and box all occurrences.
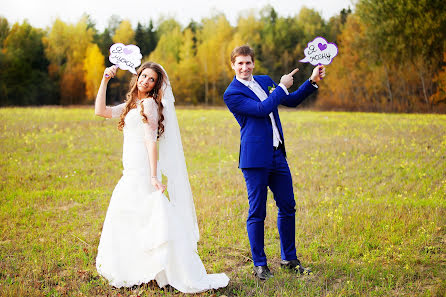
[0,107,445,296]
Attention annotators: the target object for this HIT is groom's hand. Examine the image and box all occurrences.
[310,65,325,82]
[280,68,299,89]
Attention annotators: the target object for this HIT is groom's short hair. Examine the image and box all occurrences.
[231,45,255,63]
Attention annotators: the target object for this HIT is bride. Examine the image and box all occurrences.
[94,62,229,293]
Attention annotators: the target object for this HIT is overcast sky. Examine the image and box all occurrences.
[3,0,354,31]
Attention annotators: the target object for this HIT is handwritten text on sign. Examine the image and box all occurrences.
[299,37,338,66]
[109,43,142,74]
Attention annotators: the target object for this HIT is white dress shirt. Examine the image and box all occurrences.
[236,76,287,148]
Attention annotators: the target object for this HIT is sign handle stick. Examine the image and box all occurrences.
[318,63,323,80]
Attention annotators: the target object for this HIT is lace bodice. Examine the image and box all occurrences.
[111,99,159,142]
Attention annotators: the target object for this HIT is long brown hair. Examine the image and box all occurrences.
[117,62,165,138]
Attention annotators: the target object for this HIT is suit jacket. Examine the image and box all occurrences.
[223,75,316,168]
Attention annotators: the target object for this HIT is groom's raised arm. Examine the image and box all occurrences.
[223,86,286,117]
[281,65,325,107]
[280,79,317,108]
[224,68,298,117]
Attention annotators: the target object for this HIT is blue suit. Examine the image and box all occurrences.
[223,75,316,266]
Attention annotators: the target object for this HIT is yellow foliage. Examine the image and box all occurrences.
[148,23,181,73]
[228,14,268,74]
[196,15,234,104]
[112,20,135,45]
[83,44,105,101]
[175,29,200,104]
[319,14,388,110]
[44,16,94,104]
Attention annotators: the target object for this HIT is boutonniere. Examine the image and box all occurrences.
[268,85,276,94]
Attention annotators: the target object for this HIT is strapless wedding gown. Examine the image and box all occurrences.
[96,103,229,293]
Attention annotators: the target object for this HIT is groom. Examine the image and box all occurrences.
[223,45,325,280]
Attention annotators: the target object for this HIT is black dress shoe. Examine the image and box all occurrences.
[280,259,313,275]
[253,265,274,280]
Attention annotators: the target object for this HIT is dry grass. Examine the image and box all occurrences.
[0,107,445,296]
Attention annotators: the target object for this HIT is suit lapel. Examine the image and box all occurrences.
[253,76,271,96]
[231,77,260,102]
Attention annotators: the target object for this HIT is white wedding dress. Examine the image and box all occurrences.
[96,98,229,293]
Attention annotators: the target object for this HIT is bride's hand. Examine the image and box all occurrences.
[103,65,118,80]
[151,177,167,193]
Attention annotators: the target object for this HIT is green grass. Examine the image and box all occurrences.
[0,107,445,296]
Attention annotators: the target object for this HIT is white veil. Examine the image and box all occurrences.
[158,67,200,249]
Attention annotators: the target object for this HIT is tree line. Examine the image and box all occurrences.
[0,0,445,112]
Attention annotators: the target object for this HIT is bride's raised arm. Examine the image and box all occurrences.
[95,66,119,118]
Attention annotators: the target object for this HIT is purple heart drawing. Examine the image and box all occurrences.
[318,43,327,51]
[123,48,133,55]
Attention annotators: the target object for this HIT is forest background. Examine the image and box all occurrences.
[1,0,445,113]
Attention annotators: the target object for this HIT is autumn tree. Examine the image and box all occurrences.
[430,52,446,107]
[95,28,113,65]
[1,3,443,111]
[113,20,135,45]
[356,0,446,109]
[326,7,352,44]
[318,14,388,111]
[0,21,56,105]
[0,17,10,103]
[174,28,200,104]
[83,44,105,102]
[0,17,9,44]
[44,16,95,105]
[148,18,183,95]
[135,21,158,57]
[196,14,233,104]
[149,18,182,67]
[228,12,267,74]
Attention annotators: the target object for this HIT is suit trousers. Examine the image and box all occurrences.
[241,148,297,266]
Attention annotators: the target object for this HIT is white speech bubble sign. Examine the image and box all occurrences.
[299,37,338,66]
[109,43,142,74]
